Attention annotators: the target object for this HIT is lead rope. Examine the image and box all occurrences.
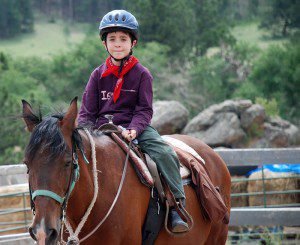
[79,140,131,244]
[60,131,131,244]
[60,128,98,244]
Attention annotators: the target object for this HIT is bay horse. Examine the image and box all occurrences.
[22,98,231,245]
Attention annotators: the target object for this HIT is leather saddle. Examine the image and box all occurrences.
[97,120,194,234]
[97,120,191,191]
[97,119,229,228]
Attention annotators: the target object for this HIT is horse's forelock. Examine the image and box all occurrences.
[25,115,67,162]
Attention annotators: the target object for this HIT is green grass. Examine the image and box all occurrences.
[231,22,288,49]
[0,20,89,58]
[206,22,288,57]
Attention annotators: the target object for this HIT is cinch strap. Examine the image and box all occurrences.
[32,190,64,204]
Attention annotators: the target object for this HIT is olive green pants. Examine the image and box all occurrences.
[137,126,185,199]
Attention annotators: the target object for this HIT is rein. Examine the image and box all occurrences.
[62,128,99,244]
[62,130,132,244]
[77,136,132,244]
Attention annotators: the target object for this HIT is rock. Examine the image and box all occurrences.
[151,100,189,135]
[185,112,246,147]
[285,124,300,145]
[251,116,300,148]
[268,116,290,129]
[241,104,266,130]
[209,99,252,114]
[263,122,289,147]
[268,116,300,145]
[153,99,299,148]
[184,99,252,133]
[182,109,216,133]
[183,100,249,147]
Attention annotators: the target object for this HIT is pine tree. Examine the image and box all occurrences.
[0,0,34,38]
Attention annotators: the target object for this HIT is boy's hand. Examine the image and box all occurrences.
[122,129,137,141]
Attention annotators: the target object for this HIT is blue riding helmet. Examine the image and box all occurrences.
[99,10,139,41]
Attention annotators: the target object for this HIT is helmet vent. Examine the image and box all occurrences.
[115,13,119,21]
[108,15,112,21]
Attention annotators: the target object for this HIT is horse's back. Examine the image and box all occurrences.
[170,134,231,197]
[166,134,231,245]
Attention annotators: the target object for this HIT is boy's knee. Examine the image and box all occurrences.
[158,146,177,161]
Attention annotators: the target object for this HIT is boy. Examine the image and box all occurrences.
[78,10,188,233]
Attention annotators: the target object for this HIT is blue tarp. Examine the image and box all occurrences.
[247,164,300,176]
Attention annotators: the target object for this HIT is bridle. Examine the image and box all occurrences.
[28,128,89,221]
[28,127,131,244]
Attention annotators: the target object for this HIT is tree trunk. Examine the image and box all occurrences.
[282,19,288,36]
[69,0,73,23]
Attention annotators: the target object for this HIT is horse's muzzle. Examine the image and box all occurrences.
[29,224,59,245]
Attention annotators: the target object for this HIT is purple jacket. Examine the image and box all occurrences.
[78,62,153,136]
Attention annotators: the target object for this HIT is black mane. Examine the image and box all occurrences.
[24,109,101,162]
[25,113,68,161]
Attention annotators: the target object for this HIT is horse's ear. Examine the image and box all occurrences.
[22,100,40,132]
[60,97,78,131]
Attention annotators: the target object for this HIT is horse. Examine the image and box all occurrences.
[22,97,231,245]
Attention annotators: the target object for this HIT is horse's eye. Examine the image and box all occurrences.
[65,161,72,168]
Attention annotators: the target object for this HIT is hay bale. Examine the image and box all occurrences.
[0,184,32,235]
[0,184,31,209]
[230,175,249,207]
[248,169,299,206]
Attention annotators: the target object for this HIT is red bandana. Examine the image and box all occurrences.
[102,56,139,103]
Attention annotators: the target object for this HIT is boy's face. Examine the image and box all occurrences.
[103,31,137,60]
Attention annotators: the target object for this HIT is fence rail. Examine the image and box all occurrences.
[230,207,300,226]
[215,148,300,226]
[215,148,300,166]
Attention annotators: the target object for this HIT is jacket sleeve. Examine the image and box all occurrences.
[78,71,99,127]
[128,71,153,136]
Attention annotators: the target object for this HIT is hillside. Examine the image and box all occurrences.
[0,20,88,58]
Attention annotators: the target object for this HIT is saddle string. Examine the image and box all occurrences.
[61,130,131,244]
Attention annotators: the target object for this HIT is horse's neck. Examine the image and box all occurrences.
[67,132,126,227]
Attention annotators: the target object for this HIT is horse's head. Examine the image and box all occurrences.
[22,98,78,244]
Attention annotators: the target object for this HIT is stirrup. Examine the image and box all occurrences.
[170,209,189,233]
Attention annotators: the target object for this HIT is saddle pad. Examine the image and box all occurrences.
[112,133,204,185]
[179,163,190,179]
[139,135,205,181]
[162,135,205,165]
[131,135,204,183]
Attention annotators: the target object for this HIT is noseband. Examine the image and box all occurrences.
[29,128,89,219]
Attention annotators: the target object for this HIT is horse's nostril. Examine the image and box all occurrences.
[29,226,37,241]
[47,228,58,243]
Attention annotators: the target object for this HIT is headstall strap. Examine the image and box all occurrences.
[61,131,84,217]
[29,130,87,220]
[29,183,35,215]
